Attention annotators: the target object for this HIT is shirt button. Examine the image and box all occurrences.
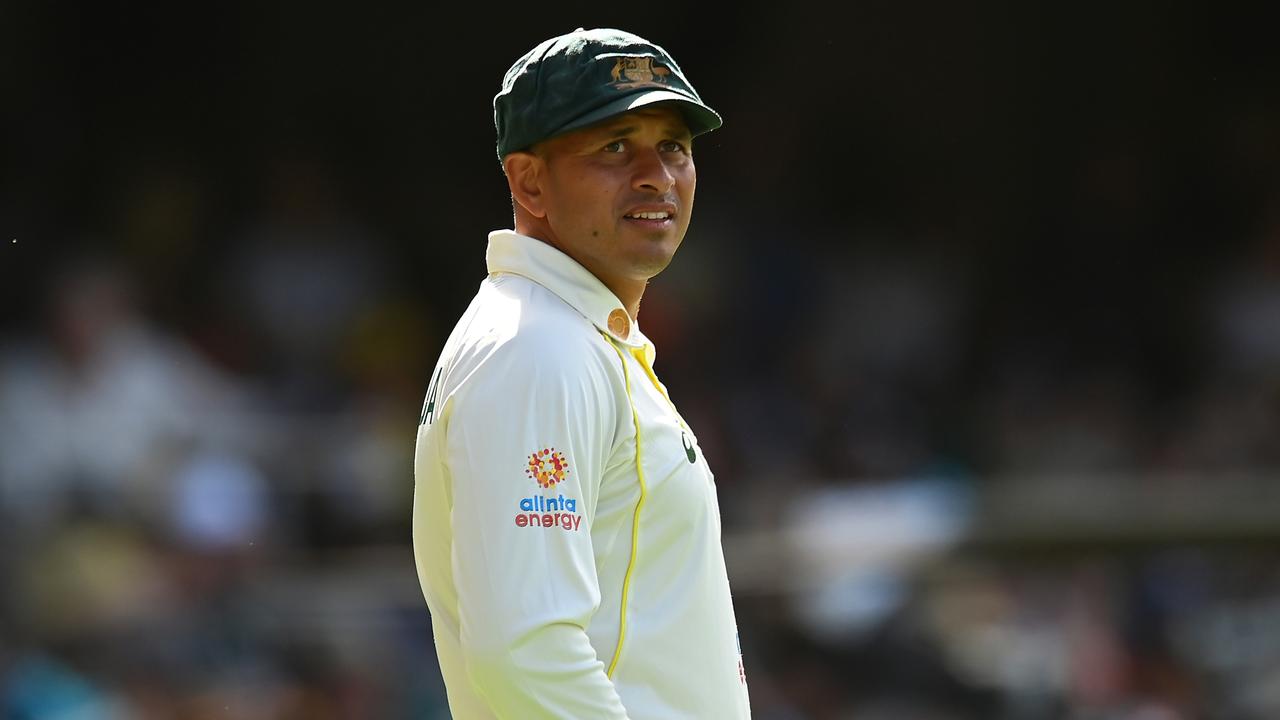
[607,308,631,339]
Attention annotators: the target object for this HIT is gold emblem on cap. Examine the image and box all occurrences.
[610,57,670,90]
[607,308,631,339]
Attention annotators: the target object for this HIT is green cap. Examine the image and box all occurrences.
[494,28,722,158]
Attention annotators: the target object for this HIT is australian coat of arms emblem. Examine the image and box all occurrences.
[610,57,671,90]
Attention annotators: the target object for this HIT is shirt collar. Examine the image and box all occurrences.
[486,230,651,351]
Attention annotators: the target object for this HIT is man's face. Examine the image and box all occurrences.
[533,105,696,291]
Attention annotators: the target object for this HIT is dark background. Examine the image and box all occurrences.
[2,2,1279,718]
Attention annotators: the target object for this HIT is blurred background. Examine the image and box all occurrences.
[2,1,1279,718]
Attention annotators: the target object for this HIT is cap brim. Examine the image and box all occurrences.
[553,89,723,142]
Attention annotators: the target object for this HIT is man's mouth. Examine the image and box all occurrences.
[623,205,677,229]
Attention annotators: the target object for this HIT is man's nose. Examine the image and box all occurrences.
[632,148,675,194]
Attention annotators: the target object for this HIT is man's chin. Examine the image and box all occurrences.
[627,247,679,280]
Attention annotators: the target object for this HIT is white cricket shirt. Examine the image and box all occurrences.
[413,230,751,719]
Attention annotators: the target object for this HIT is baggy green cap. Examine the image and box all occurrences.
[494,28,722,158]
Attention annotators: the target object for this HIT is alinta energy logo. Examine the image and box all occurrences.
[526,447,569,489]
[516,447,582,531]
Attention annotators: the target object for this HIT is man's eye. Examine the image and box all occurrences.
[661,140,689,154]
[603,141,625,153]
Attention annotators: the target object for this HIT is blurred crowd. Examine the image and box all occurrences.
[4,4,1280,719]
[1,158,444,718]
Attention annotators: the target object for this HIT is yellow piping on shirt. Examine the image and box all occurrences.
[605,336,647,679]
[631,347,689,432]
[631,348,668,399]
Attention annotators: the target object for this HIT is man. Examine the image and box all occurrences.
[413,28,751,718]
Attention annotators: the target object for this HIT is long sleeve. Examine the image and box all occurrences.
[442,339,630,719]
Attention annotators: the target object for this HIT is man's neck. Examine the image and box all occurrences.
[614,283,644,321]
[576,261,645,321]
[515,227,644,320]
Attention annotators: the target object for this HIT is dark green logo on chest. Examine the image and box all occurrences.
[682,432,697,463]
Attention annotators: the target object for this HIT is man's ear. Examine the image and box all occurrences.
[503,152,547,219]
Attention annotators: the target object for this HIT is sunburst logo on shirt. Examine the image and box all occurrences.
[525,447,569,489]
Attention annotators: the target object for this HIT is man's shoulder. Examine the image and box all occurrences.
[449,274,620,383]
[487,273,611,348]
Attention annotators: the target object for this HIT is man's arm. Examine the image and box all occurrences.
[443,340,630,719]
